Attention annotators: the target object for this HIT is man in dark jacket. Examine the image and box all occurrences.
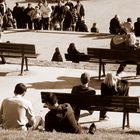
[75,0,85,31]
[71,72,96,121]
[44,93,81,134]
[109,15,121,34]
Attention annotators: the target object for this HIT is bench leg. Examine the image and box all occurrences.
[99,63,101,80]
[102,63,105,76]
[136,64,140,76]
[122,112,130,129]
[20,57,24,75]
[25,57,29,71]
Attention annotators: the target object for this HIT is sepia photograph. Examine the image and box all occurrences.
[0,0,140,139]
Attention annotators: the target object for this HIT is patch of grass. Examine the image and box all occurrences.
[0,128,140,140]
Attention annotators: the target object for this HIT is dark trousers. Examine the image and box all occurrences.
[42,17,49,30]
[117,63,140,75]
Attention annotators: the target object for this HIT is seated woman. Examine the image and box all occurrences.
[117,79,129,96]
[100,73,118,120]
[51,47,63,62]
[67,43,82,63]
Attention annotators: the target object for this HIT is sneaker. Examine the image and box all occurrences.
[88,123,96,134]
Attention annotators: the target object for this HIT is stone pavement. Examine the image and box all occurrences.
[0,63,140,130]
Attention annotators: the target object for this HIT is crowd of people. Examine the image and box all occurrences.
[0,0,137,135]
[109,14,140,37]
[0,0,100,33]
[0,0,140,35]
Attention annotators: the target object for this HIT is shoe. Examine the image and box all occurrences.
[99,116,109,121]
[88,123,96,134]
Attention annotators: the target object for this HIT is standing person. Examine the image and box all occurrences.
[44,92,82,134]
[51,1,65,30]
[71,72,96,121]
[109,15,121,34]
[12,2,22,28]
[100,73,118,120]
[63,5,73,31]
[65,0,74,11]
[40,0,52,30]
[0,83,43,130]
[0,1,6,16]
[134,17,140,37]
[29,6,42,30]
[24,3,34,29]
[0,33,6,64]
[122,17,133,33]
[75,0,85,31]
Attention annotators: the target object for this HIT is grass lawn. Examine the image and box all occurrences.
[0,128,140,140]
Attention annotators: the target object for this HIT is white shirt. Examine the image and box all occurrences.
[40,4,52,18]
[0,95,36,130]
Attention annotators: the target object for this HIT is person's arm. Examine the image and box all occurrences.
[26,102,36,127]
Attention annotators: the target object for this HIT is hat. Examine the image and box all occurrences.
[80,72,90,84]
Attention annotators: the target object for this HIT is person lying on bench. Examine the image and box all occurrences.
[71,72,96,121]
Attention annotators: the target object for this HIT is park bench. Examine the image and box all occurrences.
[65,53,90,63]
[87,48,140,79]
[41,92,140,129]
[0,42,37,75]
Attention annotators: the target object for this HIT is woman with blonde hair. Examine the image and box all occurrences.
[100,73,118,120]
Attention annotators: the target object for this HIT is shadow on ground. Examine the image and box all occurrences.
[28,75,103,90]
[80,33,114,40]
[28,76,80,90]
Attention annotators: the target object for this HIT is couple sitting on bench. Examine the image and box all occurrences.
[110,27,140,76]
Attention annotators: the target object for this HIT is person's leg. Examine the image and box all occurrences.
[99,110,107,120]
[27,116,44,130]
[136,64,140,75]
[116,64,126,75]
[1,56,6,64]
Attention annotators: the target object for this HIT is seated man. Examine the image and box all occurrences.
[71,72,96,121]
[44,93,81,134]
[0,83,43,131]
[110,27,140,75]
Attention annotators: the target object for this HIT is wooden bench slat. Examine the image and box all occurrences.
[0,42,37,75]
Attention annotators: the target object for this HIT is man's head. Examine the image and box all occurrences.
[80,72,90,85]
[45,93,58,109]
[14,83,27,96]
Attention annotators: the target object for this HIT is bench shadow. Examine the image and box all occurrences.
[0,72,9,76]
[28,76,80,90]
[80,33,114,40]
[28,75,102,90]
[125,130,140,135]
